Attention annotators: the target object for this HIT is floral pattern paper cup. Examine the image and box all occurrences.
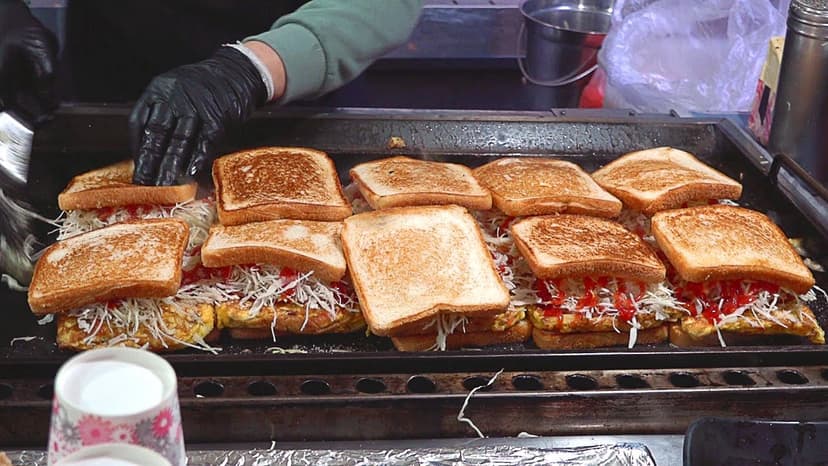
[48,348,185,466]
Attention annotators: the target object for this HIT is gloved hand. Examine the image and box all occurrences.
[0,0,59,123]
[129,46,268,186]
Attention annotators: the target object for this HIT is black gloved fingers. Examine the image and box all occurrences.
[128,99,152,158]
[186,131,219,178]
[132,103,175,186]
[23,27,59,114]
[155,116,199,186]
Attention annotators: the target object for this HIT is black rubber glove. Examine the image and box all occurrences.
[0,0,59,124]
[129,46,267,186]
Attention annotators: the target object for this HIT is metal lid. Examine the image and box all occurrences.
[791,0,828,26]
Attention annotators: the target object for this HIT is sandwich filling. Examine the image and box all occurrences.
[63,281,223,352]
[190,264,360,340]
[670,278,826,346]
[55,197,217,269]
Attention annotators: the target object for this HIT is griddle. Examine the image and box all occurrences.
[1,106,827,447]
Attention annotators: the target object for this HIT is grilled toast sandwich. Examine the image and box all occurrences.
[591,147,742,215]
[200,219,364,339]
[349,156,492,211]
[54,161,216,268]
[28,218,217,352]
[342,205,522,350]
[473,158,622,218]
[510,215,684,349]
[651,205,824,346]
[213,147,352,225]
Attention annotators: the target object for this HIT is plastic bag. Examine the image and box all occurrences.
[599,0,789,114]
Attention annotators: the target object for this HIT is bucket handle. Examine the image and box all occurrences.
[516,23,599,87]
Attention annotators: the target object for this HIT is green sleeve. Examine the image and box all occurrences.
[245,0,424,103]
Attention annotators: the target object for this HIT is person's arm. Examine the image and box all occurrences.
[130,0,423,186]
[245,0,424,103]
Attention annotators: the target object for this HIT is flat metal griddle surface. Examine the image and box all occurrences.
[1,107,826,372]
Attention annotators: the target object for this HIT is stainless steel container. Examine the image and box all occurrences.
[769,0,828,185]
[519,0,613,87]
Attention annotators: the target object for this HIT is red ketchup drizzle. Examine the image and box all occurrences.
[279,267,298,298]
[538,279,565,331]
[499,216,515,232]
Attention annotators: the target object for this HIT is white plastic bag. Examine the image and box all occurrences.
[599,0,789,114]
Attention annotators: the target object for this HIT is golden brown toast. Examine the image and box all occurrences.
[391,320,532,351]
[28,219,189,315]
[217,301,365,336]
[473,158,622,217]
[342,205,511,336]
[201,219,346,282]
[591,147,742,215]
[58,160,197,211]
[56,303,215,352]
[533,325,668,350]
[510,215,666,283]
[213,147,352,225]
[349,156,492,211]
[652,205,815,293]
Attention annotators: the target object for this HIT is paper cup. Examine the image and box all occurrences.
[54,443,172,466]
[48,348,185,466]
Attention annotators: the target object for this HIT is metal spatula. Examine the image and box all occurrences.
[0,109,39,286]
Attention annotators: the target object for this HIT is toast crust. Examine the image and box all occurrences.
[342,205,510,336]
[591,147,742,215]
[511,215,666,282]
[651,205,815,293]
[201,220,346,282]
[217,301,365,335]
[391,319,531,351]
[28,219,189,315]
[213,147,351,225]
[473,158,622,217]
[350,156,492,211]
[58,160,197,211]
[56,303,215,352]
[532,325,668,350]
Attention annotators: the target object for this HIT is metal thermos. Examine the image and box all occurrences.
[769,0,828,185]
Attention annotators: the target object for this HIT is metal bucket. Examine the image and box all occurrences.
[519,0,613,87]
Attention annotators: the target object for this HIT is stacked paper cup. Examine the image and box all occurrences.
[48,348,185,466]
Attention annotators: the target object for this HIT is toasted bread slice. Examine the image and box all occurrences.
[217,301,365,335]
[201,220,346,282]
[58,160,197,211]
[349,156,492,211]
[533,325,667,349]
[473,158,622,217]
[391,319,532,351]
[213,147,351,225]
[28,218,189,315]
[56,303,215,352]
[591,147,742,215]
[652,205,815,293]
[342,205,510,336]
[511,215,666,282]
